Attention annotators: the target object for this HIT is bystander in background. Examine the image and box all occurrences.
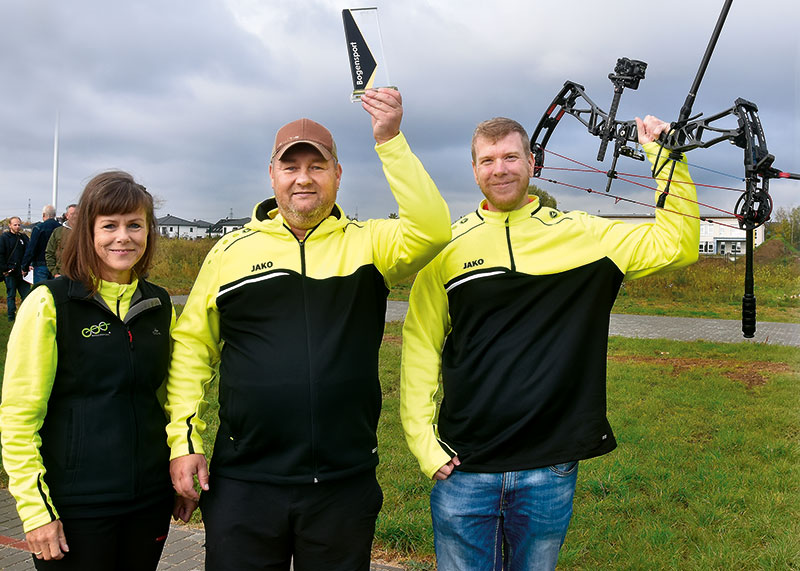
[22,205,60,284]
[0,217,30,321]
[46,204,77,277]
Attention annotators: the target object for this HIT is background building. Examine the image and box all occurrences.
[207,217,250,237]
[599,214,765,256]
[157,215,212,239]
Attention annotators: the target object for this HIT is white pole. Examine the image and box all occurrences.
[52,112,59,211]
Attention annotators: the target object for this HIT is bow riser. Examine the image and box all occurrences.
[532,84,784,232]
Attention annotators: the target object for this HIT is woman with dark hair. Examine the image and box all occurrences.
[0,171,194,569]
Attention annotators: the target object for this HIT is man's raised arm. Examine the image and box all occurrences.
[360,88,451,285]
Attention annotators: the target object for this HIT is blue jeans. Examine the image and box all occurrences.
[32,264,51,285]
[431,463,578,571]
[4,273,30,319]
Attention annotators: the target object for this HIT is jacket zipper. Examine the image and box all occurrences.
[505,216,516,272]
[116,294,163,497]
[87,291,161,497]
[118,294,140,496]
[292,229,320,484]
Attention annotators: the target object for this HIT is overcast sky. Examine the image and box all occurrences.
[1,0,798,224]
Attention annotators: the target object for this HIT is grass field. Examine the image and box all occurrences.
[0,319,797,568]
[371,326,800,569]
[157,322,799,569]
[146,236,800,323]
[0,237,798,568]
[612,251,799,323]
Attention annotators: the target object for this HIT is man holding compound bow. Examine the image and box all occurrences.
[400,114,699,570]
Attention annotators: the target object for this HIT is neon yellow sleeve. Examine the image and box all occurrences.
[599,142,700,278]
[0,287,60,532]
[164,247,222,459]
[400,259,455,478]
[368,132,451,286]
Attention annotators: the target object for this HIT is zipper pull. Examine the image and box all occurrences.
[127,329,134,349]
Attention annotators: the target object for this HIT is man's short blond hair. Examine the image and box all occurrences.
[471,118,530,162]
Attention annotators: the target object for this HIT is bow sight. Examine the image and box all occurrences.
[611,58,647,90]
[597,58,647,167]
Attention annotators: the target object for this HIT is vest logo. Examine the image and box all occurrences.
[463,258,484,269]
[252,261,273,272]
[82,321,110,338]
[152,328,162,336]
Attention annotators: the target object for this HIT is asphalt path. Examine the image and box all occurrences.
[174,295,799,347]
[387,300,800,347]
[172,295,800,347]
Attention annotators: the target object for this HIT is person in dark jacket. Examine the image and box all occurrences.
[45,204,77,277]
[21,205,61,284]
[0,216,31,320]
[0,171,195,570]
[166,89,451,570]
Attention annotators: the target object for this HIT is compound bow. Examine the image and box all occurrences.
[529,0,798,338]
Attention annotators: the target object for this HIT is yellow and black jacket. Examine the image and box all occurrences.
[0,277,174,532]
[165,132,450,484]
[401,143,700,478]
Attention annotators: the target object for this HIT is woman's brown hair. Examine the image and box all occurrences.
[61,171,157,293]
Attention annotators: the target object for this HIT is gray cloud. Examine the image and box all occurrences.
[1,0,797,223]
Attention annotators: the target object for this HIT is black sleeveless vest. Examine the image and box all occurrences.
[37,278,172,518]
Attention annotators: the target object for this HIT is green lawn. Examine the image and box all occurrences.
[148,237,800,324]
[0,314,798,568]
[371,327,800,569]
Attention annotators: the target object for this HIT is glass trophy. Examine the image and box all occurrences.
[342,7,395,102]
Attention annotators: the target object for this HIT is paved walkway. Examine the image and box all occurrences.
[1,302,796,569]
[175,297,799,346]
[0,494,399,570]
[0,487,207,570]
[607,313,800,346]
[387,300,800,347]
[174,296,799,346]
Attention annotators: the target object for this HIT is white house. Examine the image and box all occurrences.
[157,215,212,239]
[598,213,765,255]
[207,217,250,237]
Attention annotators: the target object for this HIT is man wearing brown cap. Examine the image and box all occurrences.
[165,88,450,570]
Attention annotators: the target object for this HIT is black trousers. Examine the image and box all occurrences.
[32,498,172,571]
[201,470,383,571]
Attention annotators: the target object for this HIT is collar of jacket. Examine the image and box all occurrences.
[246,197,348,239]
[60,276,143,306]
[39,218,61,230]
[475,195,543,225]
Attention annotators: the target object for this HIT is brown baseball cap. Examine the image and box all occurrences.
[270,118,338,162]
